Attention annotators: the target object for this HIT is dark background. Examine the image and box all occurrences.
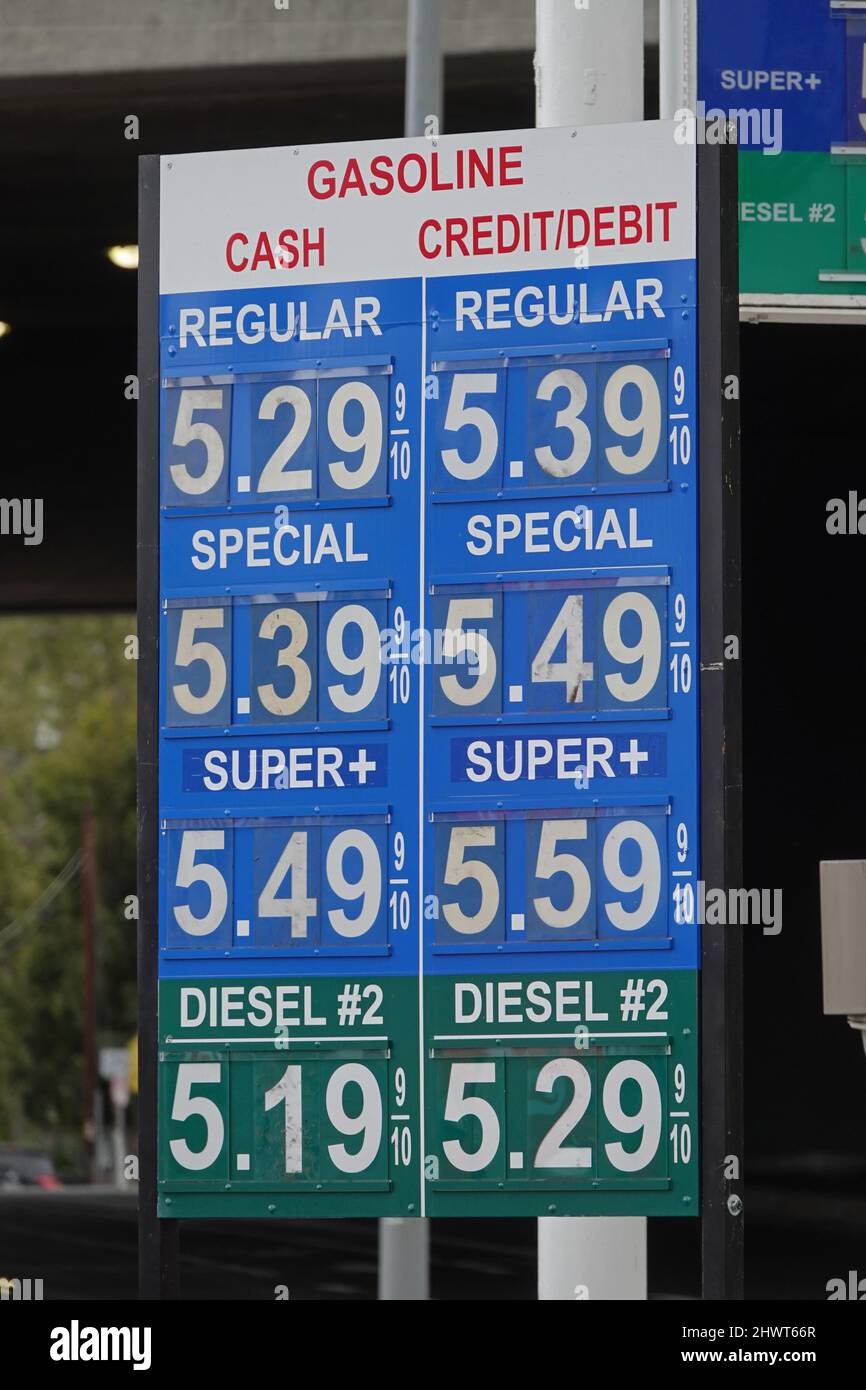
[1,51,864,1298]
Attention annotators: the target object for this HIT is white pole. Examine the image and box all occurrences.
[535,0,644,128]
[378,1217,430,1301]
[539,1217,647,1300]
[405,0,443,137]
[113,1102,127,1189]
[659,0,698,120]
[534,0,648,1300]
[378,0,442,1303]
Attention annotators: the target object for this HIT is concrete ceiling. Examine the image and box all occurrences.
[0,51,546,609]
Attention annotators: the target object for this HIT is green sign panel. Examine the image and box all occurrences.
[158,978,419,1219]
[739,152,866,298]
[699,0,866,310]
[158,971,697,1219]
[423,971,697,1219]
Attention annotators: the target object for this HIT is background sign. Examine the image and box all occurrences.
[699,0,866,312]
[154,122,699,1218]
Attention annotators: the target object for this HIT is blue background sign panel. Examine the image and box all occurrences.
[155,124,700,1217]
[846,17,866,142]
[698,0,847,151]
[158,279,422,982]
[423,259,699,976]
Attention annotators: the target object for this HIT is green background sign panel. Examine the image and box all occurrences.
[158,969,697,1218]
[424,970,697,1217]
[739,152,866,296]
[158,976,421,1218]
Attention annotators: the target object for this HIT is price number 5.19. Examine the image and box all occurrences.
[164,1057,389,1183]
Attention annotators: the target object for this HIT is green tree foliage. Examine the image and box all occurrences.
[0,616,136,1146]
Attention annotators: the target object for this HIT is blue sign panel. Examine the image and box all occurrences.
[158,277,422,982]
[155,125,700,1218]
[846,17,866,142]
[421,260,698,979]
[698,0,847,151]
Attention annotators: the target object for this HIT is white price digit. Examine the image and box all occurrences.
[326,604,381,713]
[393,831,405,874]
[669,651,692,694]
[326,1064,383,1173]
[264,1065,303,1174]
[669,423,692,466]
[670,1122,692,1164]
[172,608,227,717]
[257,607,312,717]
[327,381,383,490]
[534,1059,592,1169]
[390,1126,412,1166]
[533,820,591,931]
[394,1068,407,1110]
[170,389,226,495]
[442,825,500,935]
[326,829,381,938]
[602,820,661,932]
[389,664,411,704]
[393,606,408,650]
[442,1063,500,1172]
[169,1063,224,1171]
[389,888,410,932]
[257,384,313,492]
[524,1055,663,1175]
[603,592,661,703]
[259,831,317,939]
[390,438,411,480]
[676,822,688,864]
[439,598,497,707]
[173,830,227,937]
[603,365,661,475]
[603,1061,662,1173]
[534,369,592,477]
[441,373,499,480]
[531,595,594,703]
[673,882,695,924]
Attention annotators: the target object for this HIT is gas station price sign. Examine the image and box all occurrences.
[149,122,700,1219]
[698,0,866,309]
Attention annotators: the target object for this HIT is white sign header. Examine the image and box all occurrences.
[160,122,695,294]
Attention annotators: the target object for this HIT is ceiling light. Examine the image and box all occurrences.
[0,322,11,339]
[106,244,139,270]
